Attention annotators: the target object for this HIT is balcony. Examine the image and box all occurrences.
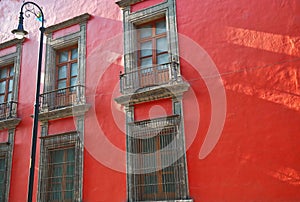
[116,62,189,105]
[0,101,21,130]
[39,85,90,121]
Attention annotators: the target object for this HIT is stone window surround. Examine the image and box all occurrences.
[120,0,181,74]
[0,39,23,130]
[0,129,16,202]
[37,115,84,202]
[40,13,90,121]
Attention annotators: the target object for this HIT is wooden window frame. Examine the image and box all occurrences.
[47,146,76,202]
[0,65,14,103]
[137,18,168,70]
[55,45,78,92]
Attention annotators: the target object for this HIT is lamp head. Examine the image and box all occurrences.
[12,23,28,39]
[12,11,28,39]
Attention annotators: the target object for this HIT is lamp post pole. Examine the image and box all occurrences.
[12,2,45,202]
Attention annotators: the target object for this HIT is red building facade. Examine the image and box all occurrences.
[0,0,299,201]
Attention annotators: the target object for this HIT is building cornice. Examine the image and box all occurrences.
[45,13,91,34]
[116,0,144,8]
[0,39,24,50]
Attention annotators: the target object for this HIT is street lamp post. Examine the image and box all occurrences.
[12,2,45,202]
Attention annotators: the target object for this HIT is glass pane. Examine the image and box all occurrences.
[0,96,4,103]
[9,79,13,92]
[0,69,6,79]
[71,48,78,60]
[7,93,12,102]
[140,41,152,57]
[58,80,66,89]
[9,66,14,76]
[52,150,64,163]
[157,54,169,65]
[139,24,152,38]
[71,63,78,77]
[70,78,77,87]
[156,20,166,34]
[59,51,68,63]
[141,58,153,68]
[67,148,75,161]
[0,82,6,94]
[156,37,168,53]
[0,159,5,170]
[58,66,67,79]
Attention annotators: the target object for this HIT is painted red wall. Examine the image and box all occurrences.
[0,0,299,201]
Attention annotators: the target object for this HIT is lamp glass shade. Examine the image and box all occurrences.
[11,23,28,39]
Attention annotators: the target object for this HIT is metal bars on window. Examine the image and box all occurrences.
[39,133,81,202]
[128,115,186,201]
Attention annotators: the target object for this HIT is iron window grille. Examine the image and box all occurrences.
[38,132,81,202]
[128,115,187,201]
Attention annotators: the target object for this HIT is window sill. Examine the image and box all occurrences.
[115,81,189,105]
[38,103,90,121]
[0,117,21,130]
[137,199,193,202]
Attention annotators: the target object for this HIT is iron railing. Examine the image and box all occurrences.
[39,85,85,112]
[0,101,18,120]
[120,61,179,93]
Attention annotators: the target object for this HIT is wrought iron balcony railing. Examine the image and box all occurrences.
[120,61,180,94]
[0,101,18,120]
[39,85,85,112]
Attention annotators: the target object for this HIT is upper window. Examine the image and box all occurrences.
[56,46,78,91]
[137,19,168,70]
[0,65,14,104]
[40,13,90,116]
[0,39,22,123]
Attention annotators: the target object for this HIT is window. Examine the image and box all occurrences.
[137,19,168,70]
[38,132,82,201]
[54,46,78,108]
[136,19,170,88]
[0,65,14,104]
[129,115,188,201]
[0,39,22,123]
[0,156,6,201]
[47,147,75,201]
[40,13,90,115]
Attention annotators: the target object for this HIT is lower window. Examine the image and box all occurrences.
[38,133,81,202]
[128,115,188,201]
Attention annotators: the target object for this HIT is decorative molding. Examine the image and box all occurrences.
[116,0,144,8]
[115,82,189,106]
[0,118,21,130]
[38,104,90,122]
[0,39,25,50]
[44,13,91,35]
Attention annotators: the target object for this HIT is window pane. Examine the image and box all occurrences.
[0,82,6,94]
[141,57,153,68]
[156,37,168,53]
[59,51,68,63]
[71,48,78,60]
[9,79,13,92]
[140,41,152,57]
[52,150,64,163]
[0,96,4,103]
[7,93,12,102]
[71,63,78,77]
[70,78,77,87]
[58,66,67,79]
[9,66,14,76]
[157,54,169,65]
[58,80,66,89]
[0,69,6,79]
[139,25,152,38]
[156,20,166,35]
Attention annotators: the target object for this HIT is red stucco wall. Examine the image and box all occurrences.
[0,0,299,201]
